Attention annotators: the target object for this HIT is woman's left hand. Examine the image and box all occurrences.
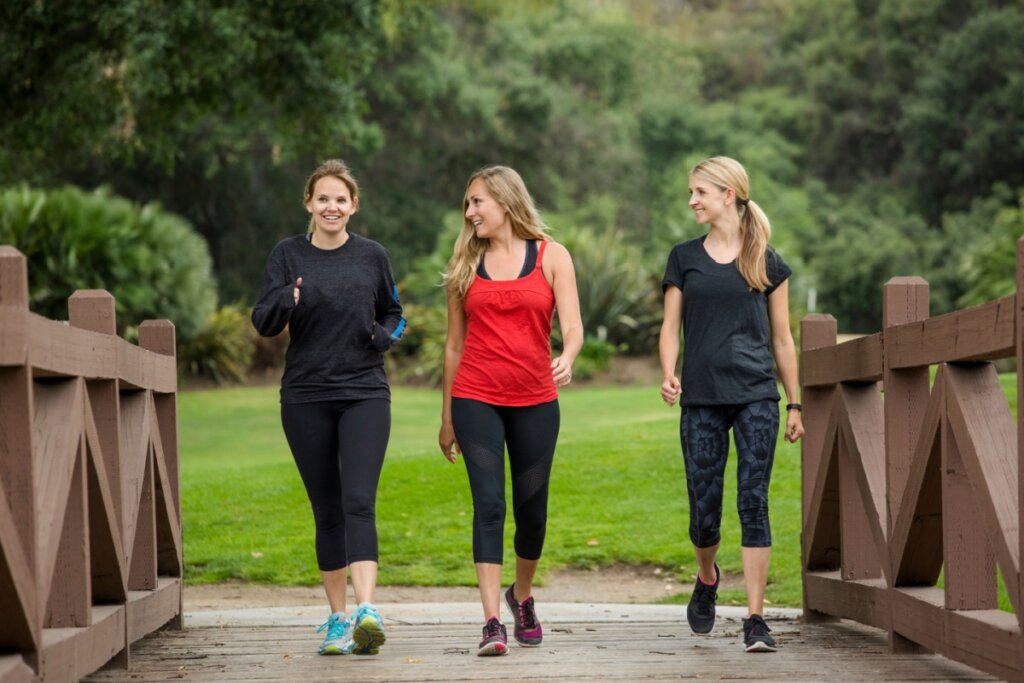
[785,409,804,443]
[551,355,573,387]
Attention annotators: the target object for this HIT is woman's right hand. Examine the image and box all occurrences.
[293,277,302,305]
[439,422,460,463]
[661,375,681,406]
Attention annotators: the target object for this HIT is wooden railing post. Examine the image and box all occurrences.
[69,290,126,601]
[882,277,929,540]
[883,278,931,654]
[138,319,182,631]
[1016,235,1024,679]
[0,246,39,670]
[800,313,838,623]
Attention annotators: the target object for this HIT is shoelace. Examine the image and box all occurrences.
[517,599,538,629]
[317,615,347,638]
[483,619,504,639]
[746,617,771,637]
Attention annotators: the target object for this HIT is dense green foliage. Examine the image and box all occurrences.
[3,0,1022,335]
[0,184,216,338]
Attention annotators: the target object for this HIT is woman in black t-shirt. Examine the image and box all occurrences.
[252,159,404,657]
[659,156,803,653]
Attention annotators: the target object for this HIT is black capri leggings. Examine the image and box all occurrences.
[680,399,779,549]
[280,398,390,571]
[452,397,560,564]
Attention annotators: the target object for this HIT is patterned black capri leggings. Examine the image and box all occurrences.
[680,399,779,549]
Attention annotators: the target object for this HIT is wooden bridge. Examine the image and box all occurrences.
[2,238,1024,681]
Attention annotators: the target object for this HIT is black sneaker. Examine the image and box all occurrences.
[742,614,777,652]
[686,563,719,634]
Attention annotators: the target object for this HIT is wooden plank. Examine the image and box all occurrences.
[883,277,930,537]
[946,608,1019,681]
[942,415,997,610]
[1017,235,1024,658]
[118,392,148,566]
[116,341,176,394]
[890,367,944,586]
[945,363,1020,611]
[0,656,32,683]
[0,470,37,655]
[890,586,947,653]
[41,604,125,683]
[0,307,29,367]
[83,619,997,682]
[44,440,92,628]
[151,393,180,520]
[126,578,181,643]
[29,313,118,380]
[888,296,1015,368]
[0,247,28,309]
[0,366,36,620]
[83,385,128,602]
[804,571,889,629]
[837,383,888,582]
[32,380,82,609]
[127,449,157,591]
[800,314,837,529]
[803,410,841,571]
[801,333,883,387]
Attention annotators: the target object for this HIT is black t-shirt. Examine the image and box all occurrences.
[251,233,405,404]
[661,235,792,407]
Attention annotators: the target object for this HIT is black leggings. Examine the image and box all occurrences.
[280,399,390,570]
[452,397,560,564]
[680,399,779,549]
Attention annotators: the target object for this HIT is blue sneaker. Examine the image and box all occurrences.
[316,611,353,655]
[351,602,386,655]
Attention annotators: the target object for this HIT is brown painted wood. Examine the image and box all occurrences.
[837,383,888,582]
[800,314,837,527]
[44,439,92,628]
[803,411,841,571]
[801,333,883,387]
[118,392,148,568]
[889,367,944,586]
[0,470,37,656]
[942,412,998,610]
[1017,236,1024,661]
[0,656,32,683]
[945,608,1020,681]
[0,367,36,627]
[41,604,125,683]
[33,380,83,611]
[804,571,889,629]
[127,451,157,591]
[69,290,116,336]
[125,578,180,643]
[890,587,947,654]
[0,308,29,367]
[945,363,1019,611]
[883,277,930,540]
[888,295,1015,368]
[0,247,28,309]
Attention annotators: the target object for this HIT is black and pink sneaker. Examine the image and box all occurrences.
[478,617,508,656]
[504,585,543,646]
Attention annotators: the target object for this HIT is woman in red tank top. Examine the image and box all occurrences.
[439,166,583,656]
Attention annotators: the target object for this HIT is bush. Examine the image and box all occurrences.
[0,184,216,339]
[178,305,255,385]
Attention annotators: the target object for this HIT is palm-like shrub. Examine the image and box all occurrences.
[556,224,661,354]
[178,305,255,384]
[0,184,216,339]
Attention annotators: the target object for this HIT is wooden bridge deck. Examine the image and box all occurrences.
[81,605,994,682]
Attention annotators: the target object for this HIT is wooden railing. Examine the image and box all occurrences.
[800,236,1024,680]
[0,246,182,683]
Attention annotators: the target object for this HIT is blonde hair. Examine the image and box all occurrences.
[303,159,360,234]
[690,156,772,291]
[443,166,549,300]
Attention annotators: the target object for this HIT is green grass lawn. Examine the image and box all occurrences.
[180,374,1017,609]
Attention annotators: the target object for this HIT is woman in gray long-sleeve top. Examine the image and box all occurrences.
[252,159,405,657]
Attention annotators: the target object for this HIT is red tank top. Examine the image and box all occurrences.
[452,240,557,406]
